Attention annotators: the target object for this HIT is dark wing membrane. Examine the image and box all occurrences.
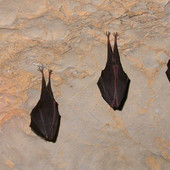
[30,68,61,142]
[30,99,54,139]
[97,32,130,111]
[30,101,51,140]
[97,64,130,110]
[47,102,61,142]
[97,65,116,107]
[166,60,170,82]
[47,70,54,98]
[116,71,130,110]
[30,99,61,142]
[166,70,170,82]
[30,114,46,139]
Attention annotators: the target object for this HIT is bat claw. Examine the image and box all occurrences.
[105,31,111,38]
[48,69,53,75]
[113,32,119,38]
[38,65,44,73]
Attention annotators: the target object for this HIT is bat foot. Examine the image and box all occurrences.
[105,31,111,38]
[38,65,44,73]
[48,69,53,75]
[113,32,119,38]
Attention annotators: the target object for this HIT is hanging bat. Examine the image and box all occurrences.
[97,32,130,111]
[30,66,61,142]
[166,59,170,82]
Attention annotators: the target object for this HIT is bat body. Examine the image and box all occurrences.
[97,32,130,110]
[30,67,61,142]
[166,59,170,82]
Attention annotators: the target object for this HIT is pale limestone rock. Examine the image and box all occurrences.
[23,89,40,110]
[91,43,106,69]
[165,1,170,13]
[85,0,104,5]
[82,4,97,13]
[0,0,46,14]
[131,2,147,12]
[21,17,67,41]
[152,66,170,116]
[157,51,169,62]
[142,50,159,69]
[144,36,170,51]
[0,8,16,27]
[57,50,80,71]
[63,1,81,17]
[124,29,147,43]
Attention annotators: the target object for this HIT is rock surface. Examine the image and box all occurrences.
[0,0,170,170]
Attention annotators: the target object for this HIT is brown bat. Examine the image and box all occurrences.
[97,32,130,110]
[166,59,170,82]
[30,66,61,142]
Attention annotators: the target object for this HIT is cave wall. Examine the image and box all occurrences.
[0,0,170,169]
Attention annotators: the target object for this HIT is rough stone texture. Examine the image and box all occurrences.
[0,0,170,170]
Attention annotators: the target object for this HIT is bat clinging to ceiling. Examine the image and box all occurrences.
[30,66,61,142]
[166,59,170,82]
[97,32,130,111]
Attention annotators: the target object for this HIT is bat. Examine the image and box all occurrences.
[97,32,130,111]
[30,66,61,142]
[166,59,170,82]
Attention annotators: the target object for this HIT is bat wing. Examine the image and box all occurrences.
[113,68,130,110]
[30,99,60,142]
[97,65,130,110]
[97,32,130,110]
[30,68,61,143]
[166,60,170,82]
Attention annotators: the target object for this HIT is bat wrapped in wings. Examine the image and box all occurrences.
[97,32,130,110]
[30,66,61,142]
